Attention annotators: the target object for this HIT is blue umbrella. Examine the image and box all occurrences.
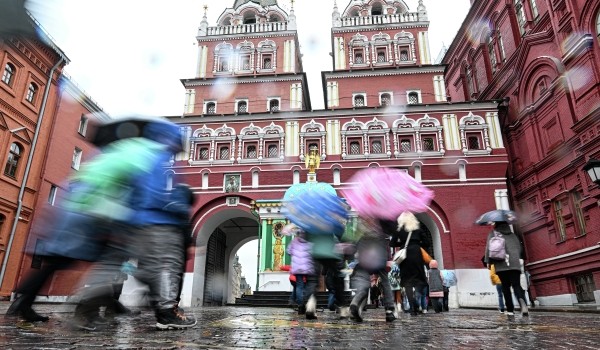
[283,190,348,236]
[475,209,517,225]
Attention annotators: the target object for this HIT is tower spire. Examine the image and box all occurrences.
[198,4,209,36]
[332,0,341,27]
[288,0,297,30]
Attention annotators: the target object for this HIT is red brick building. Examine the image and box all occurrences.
[166,0,512,308]
[443,0,600,305]
[0,19,108,297]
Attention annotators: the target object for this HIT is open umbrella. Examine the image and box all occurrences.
[341,167,434,220]
[283,190,348,236]
[475,209,517,225]
[90,116,183,151]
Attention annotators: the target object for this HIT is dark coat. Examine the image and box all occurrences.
[393,225,430,288]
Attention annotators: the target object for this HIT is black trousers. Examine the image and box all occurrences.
[496,269,526,313]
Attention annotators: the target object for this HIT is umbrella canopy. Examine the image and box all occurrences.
[90,116,183,151]
[341,167,434,220]
[283,190,348,236]
[475,209,517,225]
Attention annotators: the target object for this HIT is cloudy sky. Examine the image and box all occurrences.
[28,0,472,289]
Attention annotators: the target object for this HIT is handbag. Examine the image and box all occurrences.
[393,231,412,265]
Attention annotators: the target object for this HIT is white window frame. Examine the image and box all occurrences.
[267,97,281,112]
[48,185,57,205]
[352,93,367,107]
[72,148,82,170]
[204,100,217,114]
[406,90,422,104]
[78,115,89,136]
[379,92,394,106]
[235,99,249,114]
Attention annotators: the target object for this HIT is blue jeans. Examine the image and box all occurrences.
[295,274,306,306]
[496,284,505,311]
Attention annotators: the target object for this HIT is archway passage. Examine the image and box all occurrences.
[203,217,258,306]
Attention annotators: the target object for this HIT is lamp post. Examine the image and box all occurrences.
[582,158,600,185]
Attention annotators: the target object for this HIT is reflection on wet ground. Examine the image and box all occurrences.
[1,304,600,349]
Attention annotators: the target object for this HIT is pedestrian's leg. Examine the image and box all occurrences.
[404,286,419,315]
[349,266,370,322]
[496,284,505,313]
[508,270,528,316]
[294,275,305,307]
[497,271,515,314]
[302,273,319,319]
[443,287,449,311]
[377,269,396,322]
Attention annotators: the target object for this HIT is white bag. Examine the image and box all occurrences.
[393,231,412,265]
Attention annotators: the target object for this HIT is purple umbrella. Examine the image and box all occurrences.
[341,167,434,220]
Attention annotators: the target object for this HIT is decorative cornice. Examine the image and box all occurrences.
[182,74,305,87]
[197,31,297,42]
[332,22,429,33]
[323,65,445,79]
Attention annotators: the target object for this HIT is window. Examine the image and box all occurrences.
[400,139,412,152]
[48,185,57,205]
[72,148,82,170]
[219,146,230,160]
[0,215,4,235]
[217,56,231,72]
[349,141,361,155]
[354,49,364,64]
[488,36,497,74]
[205,102,216,115]
[376,49,386,63]
[240,55,251,70]
[422,137,435,151]
[246,145,257,158]
[574,274,596,302]
[269,99,279,112]
[371,140,383,154]
[243,12,256,24]
[399,49,409,61]
[4,142,21,178]
[353,94,365,107]
[529,0,539,19]
[78,115,88,135]
[26,82,38,104]
[371,3,383,15]
[407,91,420,104]
[498,33,507,62]
[237,100,248,113]
[515,0,527,35]
[553,200,567,241]
[2,63,15,86]
[572,191,586,236]
[468,135,481,150]
[262,55,272,69]
[197,146,209,160]
[267,144,278,158]
[597,10,600,41]
[380,93,392,106]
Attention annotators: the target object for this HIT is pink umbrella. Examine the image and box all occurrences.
[341,167,434,219]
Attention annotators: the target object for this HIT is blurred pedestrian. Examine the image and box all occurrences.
[427,260,444,313]
[483,221,528,317]
[71,120,196,330]
[286,229,315,314]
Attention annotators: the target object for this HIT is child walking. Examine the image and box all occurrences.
[427,260,445,313]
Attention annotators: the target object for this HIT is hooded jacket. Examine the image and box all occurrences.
[484,223,523,272]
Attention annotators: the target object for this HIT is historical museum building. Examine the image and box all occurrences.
[0,17,108,297]
[164,0,512,308]
[443,0,600,305]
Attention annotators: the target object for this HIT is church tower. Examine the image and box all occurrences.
[182,0,310,116]
[325,0,446,109]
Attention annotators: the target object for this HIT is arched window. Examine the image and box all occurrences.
[237,101,248,113]
[26,82,38,104]
[408,92,419,104]
[487,35,497,74]
[515,0,527,35]
[2,63,15,86]
[269,99,279,112]
[371,2,383,16]
[380,93,391,106]
[4,142,21,178]
[206,102,216,114]
[353,94,365,107]
[243,12,256,24]
[269,15,281,22]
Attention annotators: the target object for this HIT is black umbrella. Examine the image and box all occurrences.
[475,209,517,225]
[89,116,183,151]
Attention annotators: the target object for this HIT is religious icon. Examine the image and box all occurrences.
[305,145,320,173]
[272,222,285,271]
[224,174,240,193]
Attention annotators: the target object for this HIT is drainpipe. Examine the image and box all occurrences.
[0,57,65,291]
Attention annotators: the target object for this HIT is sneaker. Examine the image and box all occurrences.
[298,305,306,315]
[156,307,196,330]
[422,309,428,314]
[305,295,317,320]
[338,306,350,319]
[350,304,363,322]
[506,311,515,316]
[5,297,49,322]
[71,315,109,331]
[385,310,396,322]
[499,309,505,314]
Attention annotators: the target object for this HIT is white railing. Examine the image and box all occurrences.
[340,13,420,27]
[206,22,289,36]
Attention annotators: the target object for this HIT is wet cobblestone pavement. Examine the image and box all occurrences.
[1,303,600,349]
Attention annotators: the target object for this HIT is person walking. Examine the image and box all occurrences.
[484,221,528,317]
[286,230,315,314]
[427,260,444,313]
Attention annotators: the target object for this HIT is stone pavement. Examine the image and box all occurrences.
[1,303,600,349]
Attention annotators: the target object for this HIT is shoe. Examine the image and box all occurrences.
[422,309,428,314]
[71,315,109,331]
[350,304,363,322]
[499,309,505,314]
[305,295,317,320]
[519,299,529,316]
[506,311,515,316]
[385,309,396,322]
[156,307,196,330]
[5,300,49,322]
[298,305,306,315]
[338,306,350,319]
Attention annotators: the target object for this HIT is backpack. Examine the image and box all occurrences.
[488,231,506,260]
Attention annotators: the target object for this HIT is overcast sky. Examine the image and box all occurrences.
[28,0,471,290]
